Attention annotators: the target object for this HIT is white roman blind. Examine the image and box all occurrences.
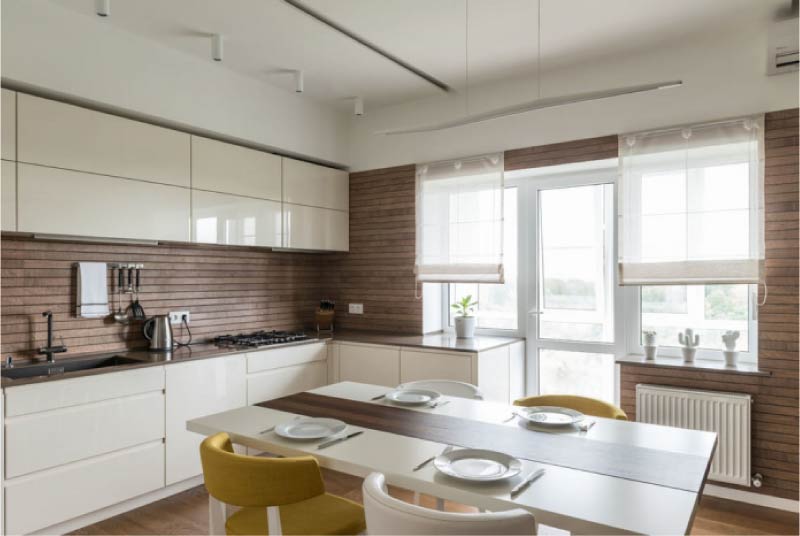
[618,116,764,285]
[416,153,504,283]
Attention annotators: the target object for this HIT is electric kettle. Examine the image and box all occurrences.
[143,315,174,352]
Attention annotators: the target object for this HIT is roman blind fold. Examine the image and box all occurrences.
[618,116,764,285]
[415,153,504,283]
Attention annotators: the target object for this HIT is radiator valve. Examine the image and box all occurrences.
[752,473,763,488]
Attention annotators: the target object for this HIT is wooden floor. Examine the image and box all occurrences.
[72,469,799,535]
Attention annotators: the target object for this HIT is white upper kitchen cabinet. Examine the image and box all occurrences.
[283,203,348,251]
[18,164,191,242]
[2,88,16,160]
[191,136,281,200]
[192,189,281,247]
[282,158,348,211]
[165,355,246,485]
[17,93,190,187]
[2,160,16,231]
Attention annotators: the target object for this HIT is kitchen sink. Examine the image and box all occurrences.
[1,355,145,380]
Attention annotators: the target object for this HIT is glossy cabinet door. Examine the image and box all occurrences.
[4,441,165,535]
[247,361,328,405]
[337,343,400,387]
[399,349,474,385]
[247,342,327,374]
[17,164,190,241]
[283,203,348,251]
[192,189,281,247]
[2,88,15,160]
[17,93,190,187]
[2,160,16,230]
[165,355,246,485]
[283,158,348,211]
[191,136,281,200]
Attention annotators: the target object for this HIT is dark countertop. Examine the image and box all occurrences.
[2,330,523,388]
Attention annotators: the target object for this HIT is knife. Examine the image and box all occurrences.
[317,430,364,450]
[371,393,387,400]
[510,468,546,497]
[413,444,454,471]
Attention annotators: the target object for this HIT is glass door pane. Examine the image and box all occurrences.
[538,184,615,342]
[539,349,615,403]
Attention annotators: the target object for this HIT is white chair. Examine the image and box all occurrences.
[398,379,484,400]
[363,472,536,535]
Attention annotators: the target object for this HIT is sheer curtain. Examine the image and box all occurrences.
[618,116,764,285]
[415,153,504,283]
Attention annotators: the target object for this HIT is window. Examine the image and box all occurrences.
[539,349,615,403]
[640,284,755,355]
[448,187,518,330]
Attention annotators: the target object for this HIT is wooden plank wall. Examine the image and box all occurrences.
[504,135,618,170]
[620,108,800,500]
[0,237,325,357]
[327,164,421,333]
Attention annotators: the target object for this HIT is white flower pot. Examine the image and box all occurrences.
[723,351,738,368]
[455,316,476,339]
[681,347,696,363]
[643,345,658,361]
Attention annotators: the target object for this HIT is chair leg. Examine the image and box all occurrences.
[267,505,283,536]
[208,496,227,536]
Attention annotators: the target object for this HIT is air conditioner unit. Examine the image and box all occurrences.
[767,18,799,75]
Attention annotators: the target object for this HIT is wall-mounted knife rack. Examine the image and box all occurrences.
[109,263,145,294]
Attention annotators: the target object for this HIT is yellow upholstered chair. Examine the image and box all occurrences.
[513,394,628,420]
[200,432,366,535]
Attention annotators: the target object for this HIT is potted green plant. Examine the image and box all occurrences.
[451,295,478,338]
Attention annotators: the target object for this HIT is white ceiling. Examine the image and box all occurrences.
[49,0,787,110]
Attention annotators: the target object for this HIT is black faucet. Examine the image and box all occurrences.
[38,311,67,363]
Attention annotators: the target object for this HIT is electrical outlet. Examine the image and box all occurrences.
[168,311,190,325]
[348,303,364,315]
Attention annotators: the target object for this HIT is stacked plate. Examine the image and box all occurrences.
[384,388,441,406]
[434,448,522,482]
[515,406,584,427]
[274,418,347,440]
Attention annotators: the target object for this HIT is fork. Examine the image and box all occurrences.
[428,400,450,409]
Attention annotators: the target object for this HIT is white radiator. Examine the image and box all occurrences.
[636,384,751,486]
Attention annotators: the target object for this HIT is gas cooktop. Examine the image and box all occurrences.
[211,330,310,348]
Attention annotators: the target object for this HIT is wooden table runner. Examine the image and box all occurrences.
[259,392,711,493]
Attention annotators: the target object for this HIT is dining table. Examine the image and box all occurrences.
[186,381,717,535]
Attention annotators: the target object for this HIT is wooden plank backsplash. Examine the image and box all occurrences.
[1,237,326,357]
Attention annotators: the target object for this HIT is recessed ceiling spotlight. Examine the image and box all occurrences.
[95,0,110,17]
[293,70,304,93]
[211,34,224,62]
[354,97,364,117]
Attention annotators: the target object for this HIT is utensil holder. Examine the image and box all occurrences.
[316,310,335,333]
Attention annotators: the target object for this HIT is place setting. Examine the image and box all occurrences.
[259,416,364,450]
[414,444,546,498]
[371,388,451,409]
[504,406,596,434]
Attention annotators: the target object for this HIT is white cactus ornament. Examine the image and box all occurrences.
[678,328,699,363]
[642,330,658,360]
[722,330,740,368]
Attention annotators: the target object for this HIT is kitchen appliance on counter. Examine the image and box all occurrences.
[212,330,309,348]
[143,315,174,352]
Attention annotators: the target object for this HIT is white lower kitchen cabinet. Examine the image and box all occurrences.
[2,367,167,534]
[192,189,282,247]
[400,348,473,385]
[336,342,400,387]
[247,361,327,404]
[17,163,191,242]
[165,355,246,485]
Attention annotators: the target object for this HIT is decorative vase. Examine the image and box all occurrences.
[681,347,696,363]
[455,316,476,339]
[678,328,699,363]
[643,345,658,360]
[723,351,738,368]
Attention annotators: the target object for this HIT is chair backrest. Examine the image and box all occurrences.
[362,473,536,535]
[513,394,628,420]
[398,380,484,400]
[200,432,325,507]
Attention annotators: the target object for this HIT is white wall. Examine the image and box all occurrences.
[348,23,799,171]
[1,0,349,167]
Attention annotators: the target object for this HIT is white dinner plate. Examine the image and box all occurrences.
[385,388,441,406]
[434,448,522,482]
[516,406,584,427]
[275,418,347,440]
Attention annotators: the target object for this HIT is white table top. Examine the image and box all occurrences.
[187,382,716,535]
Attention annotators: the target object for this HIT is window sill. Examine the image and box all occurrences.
[616,354,770,377]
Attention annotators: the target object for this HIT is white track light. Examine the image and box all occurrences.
[294,70,304,93]
[211,34,224,62]
[354,96,364,116]
[95,0,110,17]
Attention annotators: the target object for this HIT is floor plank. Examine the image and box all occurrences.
[71,469,799,535]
